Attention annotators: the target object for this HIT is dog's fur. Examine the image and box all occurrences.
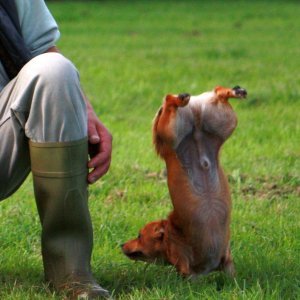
[122,86,246,277]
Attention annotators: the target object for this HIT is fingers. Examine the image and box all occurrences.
[87,122,112,184]
[88,151,111,184]
[88,120,101,144]
[86,104,113,184]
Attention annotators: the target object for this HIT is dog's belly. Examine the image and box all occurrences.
[175,131,230,275]
[176,130,224,196]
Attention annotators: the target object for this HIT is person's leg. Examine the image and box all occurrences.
[1,52,109,298]
[0,78,31,201]
[0,51,87,200]
[10,52,87,143]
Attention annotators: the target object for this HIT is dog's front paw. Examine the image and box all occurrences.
[165,93,190,107]
[178,93,191,106]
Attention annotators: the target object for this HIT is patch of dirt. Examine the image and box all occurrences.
[145,169,167,181]
[242,182,299,200]
[230,174,300,200]
[105,189,127,204]
[185,29,202,37]
[132,164,167,182]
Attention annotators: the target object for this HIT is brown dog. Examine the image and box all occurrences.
[122,86,246,277]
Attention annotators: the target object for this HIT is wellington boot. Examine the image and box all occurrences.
[29,138,110,299]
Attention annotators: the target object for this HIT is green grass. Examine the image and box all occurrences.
[0,0,299,299]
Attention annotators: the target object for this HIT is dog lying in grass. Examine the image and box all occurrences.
[122,86,247,277]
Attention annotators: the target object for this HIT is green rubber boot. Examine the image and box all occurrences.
[29,138,110,299]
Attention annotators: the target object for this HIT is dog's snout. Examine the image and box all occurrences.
[232,86,247,98]
[120,243,125,249]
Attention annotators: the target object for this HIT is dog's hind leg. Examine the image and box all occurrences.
[153,94,191,157]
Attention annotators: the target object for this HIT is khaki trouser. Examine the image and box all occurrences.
[0,53,87,200]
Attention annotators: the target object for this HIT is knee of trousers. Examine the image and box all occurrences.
[15,53,87,142]
[21,52,80,92]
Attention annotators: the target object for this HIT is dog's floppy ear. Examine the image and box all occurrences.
[154,220,167,240]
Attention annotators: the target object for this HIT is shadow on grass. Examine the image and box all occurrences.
[94,262,232,298]
[94,258,299,299]
[0,266,41,285]
[0,257,298,299]
[0,266,56,298]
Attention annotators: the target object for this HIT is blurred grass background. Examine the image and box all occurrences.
[0,1,299,299]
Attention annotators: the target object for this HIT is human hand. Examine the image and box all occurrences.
[86,104,112,184]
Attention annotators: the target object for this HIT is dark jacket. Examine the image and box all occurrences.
[0,0,32,79]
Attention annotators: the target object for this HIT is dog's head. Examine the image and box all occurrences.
[122,220,168,264]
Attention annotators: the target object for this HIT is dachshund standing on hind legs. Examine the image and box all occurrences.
[122,86,247,277]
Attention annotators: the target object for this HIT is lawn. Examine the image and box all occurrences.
[0,0,299,299]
